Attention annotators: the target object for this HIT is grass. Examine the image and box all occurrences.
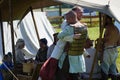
[55,26,120,72]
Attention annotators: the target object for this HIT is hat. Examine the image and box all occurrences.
[40,38,47,45]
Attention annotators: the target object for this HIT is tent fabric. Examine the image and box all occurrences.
[0,0,61,21]
[0,11,55,61]
[55,0,120,23]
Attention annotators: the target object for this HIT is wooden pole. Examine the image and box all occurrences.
[0,9,5,56]
[90,12,92,27]
[30,7,40,47]
[89,13,104,80]
[59,5,62,16]
[3,62,19,80]
[9,0,18,79]
[9,0,16,65]
[41,7,44,12]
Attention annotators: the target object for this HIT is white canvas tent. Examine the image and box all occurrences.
[0,11,55,61]
[55,0,120,23]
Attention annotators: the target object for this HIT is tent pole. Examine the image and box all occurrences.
[0,9,5,56]
[41,7,44,12]
[9,0,18,79]
[30,7,40,47]
[9,1,17,78]
[59,5,62,16]
[89,13,104,80]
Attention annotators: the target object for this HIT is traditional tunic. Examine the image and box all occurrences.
[58,23,87,73]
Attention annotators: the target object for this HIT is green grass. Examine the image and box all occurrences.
[117,48,120,71]
[88,26,99,40]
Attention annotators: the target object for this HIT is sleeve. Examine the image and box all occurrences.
[61,20,67,30]
[57,26,73,41]
[62,35,74,42]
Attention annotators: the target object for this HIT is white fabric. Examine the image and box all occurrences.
[85,47,100,73]
[50,40,66,59]
[56,0,120,23]
[0,11,55,61]
[50,20,68,59]
[47,44,55,59]
[81,47,101,79]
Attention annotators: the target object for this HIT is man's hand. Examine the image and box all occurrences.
[74,33,81,39]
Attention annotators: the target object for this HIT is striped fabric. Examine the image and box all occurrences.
[68,26,87,56]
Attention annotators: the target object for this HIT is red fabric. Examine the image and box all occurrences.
[40,58,58,80]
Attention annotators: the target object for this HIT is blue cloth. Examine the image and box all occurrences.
[0,72,3,80]
[0,62,13,70]
[0,62,13,80]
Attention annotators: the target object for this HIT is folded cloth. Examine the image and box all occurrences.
[40,58,58,80]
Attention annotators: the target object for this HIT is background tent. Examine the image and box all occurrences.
[0,11,55,61]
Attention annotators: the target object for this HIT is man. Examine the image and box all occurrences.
[100,15,119,80]
[57,6,88,80]
[35,38,48,63]
[15,39,26,63]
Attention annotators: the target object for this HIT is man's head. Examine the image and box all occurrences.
[39,38,48,48]
[65,10,77,24]
[16,39,25,49]
[72,6,84,20]
[104,15,113,27]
